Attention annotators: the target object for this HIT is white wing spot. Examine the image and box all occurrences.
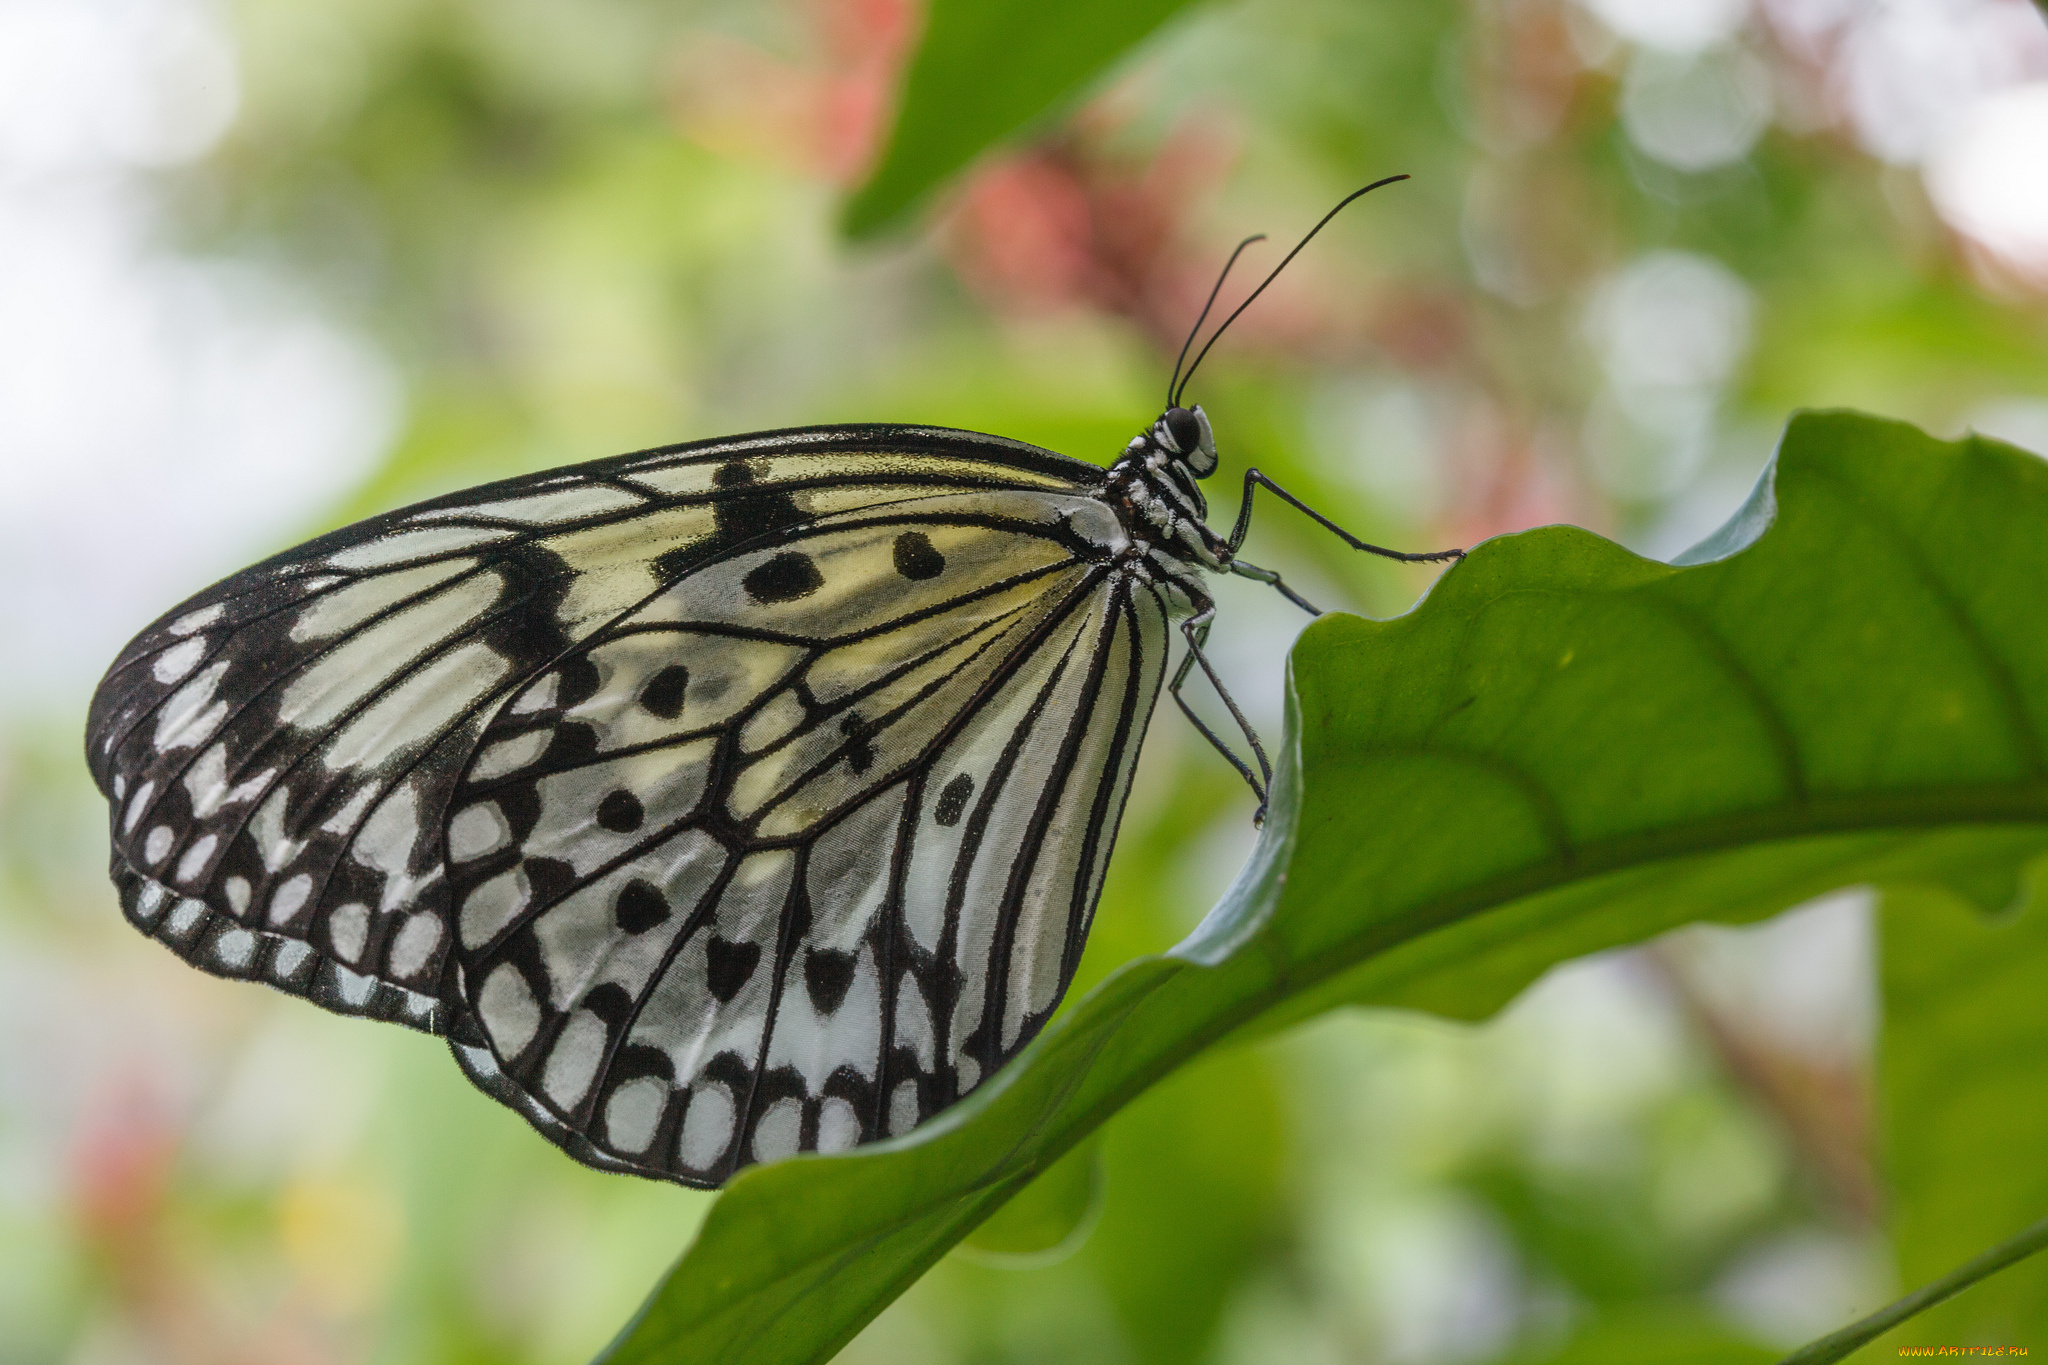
[388,913,443,979]
[895,974,934,1069]
[737,690,808,755]
[153,662,230,752]
[134,879,167,919]
[182,750,273,823]
[511,672,559,715]
[678,1084,735,1171]
[182,746,229,818]
[214,928,256,969]
[250,789,308,874]
[152,637,207,683]
[752,1097,802,1163]
[816,1097,860,1154]
[224,876,251,915]
[479,962,540,1057]
[167,898,205,939]
[277,573,504,736]
[329,902,370,963]
[768,947,883,1088]
[173,832,217,884]
[269,873,313,927]
[835,955,882,1080]
[354,786,422,880]
[604,1077,668,1155]
[471,730,549,781]
[765,972,832,1090]
[889,1079,920,1136]
[288,560,473,643]
[143,825,173,866]
[319,639,511,771]
[448,803,509,862]
[168,603,224,635]
[122,780,155,834]
[273,940,311,977]
[318,784,379,836]
[416,484,643,525]
[326,523,513,570]
[460,866,529,948]
[541,1009,608,1109]
[334,965,375,1006]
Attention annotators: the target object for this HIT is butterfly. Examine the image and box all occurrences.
[84,179,1458,1187]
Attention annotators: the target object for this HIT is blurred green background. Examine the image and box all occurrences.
[3,0,2047,1361]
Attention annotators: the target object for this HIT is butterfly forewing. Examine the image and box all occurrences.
[86,426,1178,1187]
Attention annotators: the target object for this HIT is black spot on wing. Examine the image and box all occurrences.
[935,772,974,826]
[596,789,644,833]
[524,856,576,910]
[743,552,823,603]
[650,542,698,586]
[540,721,600,770]
[639,664,688,719]
[840,713,874,775]
[582,981,635,1028]
[615,878,669,933]
[803,947,856,1015]
[705,937,760,1004]
[713,459,806,542]
[557,655,602,708]
[891,531,945,580]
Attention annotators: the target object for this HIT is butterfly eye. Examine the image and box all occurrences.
[1162,406,1202,455]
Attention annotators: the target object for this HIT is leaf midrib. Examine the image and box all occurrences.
[1287,782,2048,976]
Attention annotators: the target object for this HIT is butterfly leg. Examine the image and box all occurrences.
[1227,558,1321,616]
[1227,469,1464,563]
[1170,604,1274,817]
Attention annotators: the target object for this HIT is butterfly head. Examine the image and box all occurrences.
[1152,404,1219,478]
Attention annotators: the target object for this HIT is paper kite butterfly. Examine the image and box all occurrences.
[85,180,1458,1187]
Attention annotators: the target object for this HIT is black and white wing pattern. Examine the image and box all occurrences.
[86,426,1175,1186]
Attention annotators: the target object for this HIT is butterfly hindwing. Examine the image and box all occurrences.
[439,489,1170,1183]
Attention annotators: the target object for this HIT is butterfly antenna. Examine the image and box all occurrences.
[1170,174,1410,408]
[1167,234,1266,409]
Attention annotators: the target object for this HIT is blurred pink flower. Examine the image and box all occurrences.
[669,0,919,185]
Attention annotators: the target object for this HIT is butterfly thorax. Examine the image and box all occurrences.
[1100,409,1231,581]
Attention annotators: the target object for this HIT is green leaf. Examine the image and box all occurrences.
[596,410,2048,1365]
[1871,869,2048,1354]
[954,1138,1101,1262]
[841,0,1205,239]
